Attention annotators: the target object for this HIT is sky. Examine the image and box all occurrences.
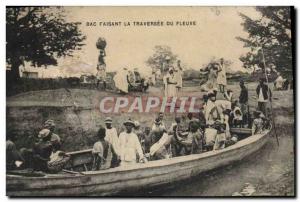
[21,6,261,78]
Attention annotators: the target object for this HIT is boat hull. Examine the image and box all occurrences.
[7,132,269,196]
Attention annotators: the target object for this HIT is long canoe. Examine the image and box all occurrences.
[6,129,270,196]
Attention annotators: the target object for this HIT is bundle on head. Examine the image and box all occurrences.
[96,37,107,49]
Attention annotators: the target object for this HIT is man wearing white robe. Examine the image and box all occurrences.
[217,58,227,93]
[274,73,285,90]
[174,60,183,91]
[113,67,129,93]
[165,68,177,97]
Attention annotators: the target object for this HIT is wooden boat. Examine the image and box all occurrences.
[6,128,271,197]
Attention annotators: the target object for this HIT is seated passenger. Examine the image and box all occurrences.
[252,111,264,135]
[205,92,224,126]
[48,141,70,173]
[6,132,24,170]
[185,122,204,154]
[213,124,226,150]
[151,118,166,133]
[223,109,231,140]
[142,127,153,154]
[92,127,113,170]
[134,121,144,143]
[32,129,53,172]
[233,105,243,128]
[149,130,171,160]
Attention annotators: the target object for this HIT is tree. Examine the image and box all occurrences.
[146,45,177,73]
[237,7,292,75]
[6,7,86,80]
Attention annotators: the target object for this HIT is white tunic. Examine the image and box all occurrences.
[113,69,129,93]
[119,131,144,164]
[275,76,284,89]
[105,127,120,155]
[174,68,183,88]
[166,73,177,97]
[217,63,227,86]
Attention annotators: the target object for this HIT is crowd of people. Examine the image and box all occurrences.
[7,58,277,173]
[7,77,272,173]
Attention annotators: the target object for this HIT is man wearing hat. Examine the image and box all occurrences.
[32,129,53,172]
[104,117,120,167]
[256,78,272,116]
[43,119,61,145]
[118,119,146,166]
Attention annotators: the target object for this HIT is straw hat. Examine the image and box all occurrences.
[44,119,55,128]
[123,119,135,126]
[134,121,140,127]
[104,117,112,123]
[38,129,51,139]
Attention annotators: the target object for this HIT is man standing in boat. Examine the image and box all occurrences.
[119,119,147,167]
[92,127,113,170]
[104,117,120,167]
[239,80,249,126]
[256,78,272,116]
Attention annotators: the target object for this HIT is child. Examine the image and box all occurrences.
[252,111,264,135]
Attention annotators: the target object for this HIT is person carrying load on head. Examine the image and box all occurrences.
[92,127,113,170]
[119,119,147,167]
[96,37,107,90]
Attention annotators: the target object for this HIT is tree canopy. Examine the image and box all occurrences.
[6,7,86,79]
[237,7,292,75]
[146,45,177,73]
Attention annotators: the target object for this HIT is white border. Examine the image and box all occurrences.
[1,1,298,202]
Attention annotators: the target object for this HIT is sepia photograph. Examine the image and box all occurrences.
[6,6,295,197]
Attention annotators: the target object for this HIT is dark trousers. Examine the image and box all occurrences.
[258,102,267,116]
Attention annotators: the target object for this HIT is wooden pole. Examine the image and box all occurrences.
[260,46,280,146]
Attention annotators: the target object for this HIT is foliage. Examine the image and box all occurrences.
[6,7,86,79]
[146,45,177,73]
[237,7,292,74]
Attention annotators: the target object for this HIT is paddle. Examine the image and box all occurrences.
[62,169,85,175]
